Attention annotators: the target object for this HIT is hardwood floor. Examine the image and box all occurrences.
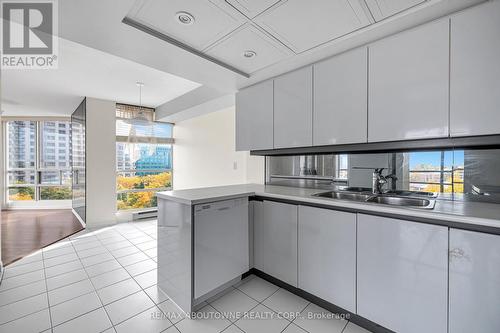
[1,209,83,266]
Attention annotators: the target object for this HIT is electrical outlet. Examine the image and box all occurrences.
[233,161,238,170]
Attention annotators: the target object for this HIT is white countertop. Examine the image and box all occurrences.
[157,184,500,230]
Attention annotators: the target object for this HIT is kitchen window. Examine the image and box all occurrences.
[115,104,174,210]
[5,120,72,204]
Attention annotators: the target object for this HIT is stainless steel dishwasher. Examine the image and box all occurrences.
[194,197,249,299]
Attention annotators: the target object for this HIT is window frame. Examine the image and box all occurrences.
[3,119,72,207]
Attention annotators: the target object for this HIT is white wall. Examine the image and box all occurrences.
[173,107,264,190]
[86,97,117,227]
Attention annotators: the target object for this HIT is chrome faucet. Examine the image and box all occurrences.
[372,168,398,194]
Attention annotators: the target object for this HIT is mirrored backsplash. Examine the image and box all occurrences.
[266,149,500,203]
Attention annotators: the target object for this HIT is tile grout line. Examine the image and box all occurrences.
[41,248,55,331]
[92,226,176,330]
[62,236,115,332]
[0,222,158,330]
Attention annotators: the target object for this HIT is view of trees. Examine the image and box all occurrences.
[41,187,72,200]
[117,172,172,210]
[9,186,72,201]
[9,187,35,201]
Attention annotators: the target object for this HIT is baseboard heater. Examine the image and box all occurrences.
[132,209,158,220]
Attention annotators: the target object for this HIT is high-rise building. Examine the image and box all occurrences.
[135,146,172,175]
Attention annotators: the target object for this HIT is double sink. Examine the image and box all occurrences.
[312,188,437,209]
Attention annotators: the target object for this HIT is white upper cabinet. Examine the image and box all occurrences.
[313,47,368,146]
[236,80,274,151]
[450,1,500,137]
[368,19,449,142]
[254,0,371,53]
[274,66,313,149]
[298,206,356,313]
[449,229,500,333]
[357,214,448,333]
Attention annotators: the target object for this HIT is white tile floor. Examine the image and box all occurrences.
[0,220,373,333]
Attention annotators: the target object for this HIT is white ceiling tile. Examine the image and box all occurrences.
[254,0,372,53]
[225,0,281,18]
[129,0,247,50]
[205,23,293,74]
[365,0,427,21]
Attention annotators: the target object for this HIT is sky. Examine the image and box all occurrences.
[409,150,464,169]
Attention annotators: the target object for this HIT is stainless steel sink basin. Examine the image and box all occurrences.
[312,191,436,209]
[312,191,372,202]
[384,190,438,198]
[366,195,436,209]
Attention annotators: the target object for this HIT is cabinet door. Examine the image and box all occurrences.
[274,66,313,149]
[314,47,368,145]
[263,201,298,286]
[236,80,274,151]
[253,200,265,271]
[298,206,356,312]
[368,19,449,142]
[450,1,500,137]
[449,229,500,333]
[357,214,448,333]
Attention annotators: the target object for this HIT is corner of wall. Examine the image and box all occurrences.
[85,97,117,228]
[245,153,265,185]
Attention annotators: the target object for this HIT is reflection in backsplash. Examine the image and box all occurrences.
[266,149,500,203]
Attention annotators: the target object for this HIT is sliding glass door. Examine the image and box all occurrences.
[71,100,86,223]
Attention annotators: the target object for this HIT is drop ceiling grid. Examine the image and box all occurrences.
[224,0,282,19]
[124,0,441,75]
[204,23,295,74]
[251,0,374,54]
[128,0,248,51]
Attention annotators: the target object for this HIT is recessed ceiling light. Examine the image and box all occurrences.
[243,50,257,58]
[176,11,195,25]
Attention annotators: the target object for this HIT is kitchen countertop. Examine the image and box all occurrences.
[157,184,500,231]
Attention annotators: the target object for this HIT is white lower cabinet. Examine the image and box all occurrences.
[357,214,448,333]
[449,229,500,333]
[262,201,298,287]
[298,206,356,312]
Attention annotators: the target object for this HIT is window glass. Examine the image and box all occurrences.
[9,187,35,201]
[116,143,172,171]
[409,150,463,193]
[115,104,173,210]
[7,121,36,168]
[117,191,158,210]
[6,120,72,202]
[8,170,36,186]
[40,187,72,200]
[40,121,71,169]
